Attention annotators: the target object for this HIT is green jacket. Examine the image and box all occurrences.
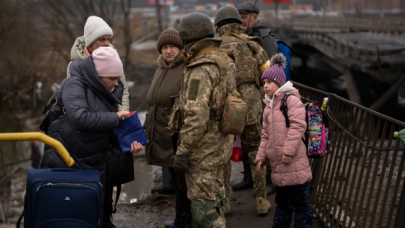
[144,53,185,167]
[67,36,130,111]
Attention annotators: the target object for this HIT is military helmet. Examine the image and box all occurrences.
[179,12,214,42]
[214,5,242,27]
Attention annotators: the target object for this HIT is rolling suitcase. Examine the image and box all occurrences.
[0,132,102,228]
[18,168,102,228]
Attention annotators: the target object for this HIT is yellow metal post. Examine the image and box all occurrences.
[0,132,74,167]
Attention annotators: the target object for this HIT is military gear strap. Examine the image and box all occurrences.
[222,33,254,55]
[195,47,235,61]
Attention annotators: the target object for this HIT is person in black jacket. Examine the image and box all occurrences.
[41,47,143,228]
[237,1,278,59]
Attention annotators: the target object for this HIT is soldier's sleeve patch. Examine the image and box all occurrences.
[188,79,200,101]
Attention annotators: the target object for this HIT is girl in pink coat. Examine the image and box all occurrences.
[256,53,313,228]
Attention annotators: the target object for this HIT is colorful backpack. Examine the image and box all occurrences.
[280,92,330,158]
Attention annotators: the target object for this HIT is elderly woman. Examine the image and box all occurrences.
[41,47,143,228]
[143,29,191,228]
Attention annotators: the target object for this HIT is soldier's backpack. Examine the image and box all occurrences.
[39,79,68,133]
[280,92,330,158]
[276,40,294,82]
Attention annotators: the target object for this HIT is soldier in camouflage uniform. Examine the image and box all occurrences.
[171,12,236,228]
[215,5,272,215]
[237,1,279,197]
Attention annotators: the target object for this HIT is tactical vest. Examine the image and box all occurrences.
[190,47,236,122]
[168,46,247,134]
[221,33,260,87]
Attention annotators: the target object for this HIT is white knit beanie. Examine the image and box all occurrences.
[84,16,113,47]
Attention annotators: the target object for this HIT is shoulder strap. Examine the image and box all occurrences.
[280,92,295,128]
[281,93,307,146]
[195,46,235,62]
[222,33,254,55]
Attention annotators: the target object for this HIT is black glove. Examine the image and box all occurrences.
[173,154,189,173]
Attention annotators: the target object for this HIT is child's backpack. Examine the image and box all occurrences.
[276,39,293,82]
[280,92,330,158]
[39,79,68,133]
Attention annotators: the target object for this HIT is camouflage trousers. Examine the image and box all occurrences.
[243,122,267,198]
[273,182,313,228]
[186,164,226,228]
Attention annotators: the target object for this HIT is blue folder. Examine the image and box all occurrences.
[116,112,148,153]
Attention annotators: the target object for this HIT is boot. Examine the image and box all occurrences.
[256,197,271,215]
[101,215,116,228]
[232,159,253,191]
[221,197,231,215]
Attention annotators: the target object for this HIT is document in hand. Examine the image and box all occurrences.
[116,112,148,153]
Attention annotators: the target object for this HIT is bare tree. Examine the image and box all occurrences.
[0,1,48,112]
[39,0,119,62]
[119,0,133,69]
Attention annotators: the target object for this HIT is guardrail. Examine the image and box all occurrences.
[293,81,405,228]
[267,17,405,35]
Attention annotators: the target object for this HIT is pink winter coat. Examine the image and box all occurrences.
[256,81,312,187]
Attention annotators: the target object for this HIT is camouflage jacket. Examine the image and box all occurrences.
[66,36,130,111]
[176,38,235,168]
[219,23,270,125]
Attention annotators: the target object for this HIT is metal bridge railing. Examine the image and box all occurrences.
[293,81,405,228]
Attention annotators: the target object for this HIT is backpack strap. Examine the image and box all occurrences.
[281,93,307,146]
[222,33,255,55]
[195,46,235,62]
[280,92,295,128]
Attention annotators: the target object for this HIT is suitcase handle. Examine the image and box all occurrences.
[0,132,75,167]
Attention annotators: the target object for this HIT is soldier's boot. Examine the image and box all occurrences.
[256,197,271,215]
[231,159,253,191]
[221,197,231,215]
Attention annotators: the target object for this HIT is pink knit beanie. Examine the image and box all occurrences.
[92,47,123,77]
[261,53,287,87]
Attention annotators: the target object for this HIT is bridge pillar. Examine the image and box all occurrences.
[342,68,361,104]
[370,76,405,111]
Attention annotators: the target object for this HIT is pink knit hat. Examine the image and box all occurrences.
[261,53,286,87]
[92,47,123,77]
